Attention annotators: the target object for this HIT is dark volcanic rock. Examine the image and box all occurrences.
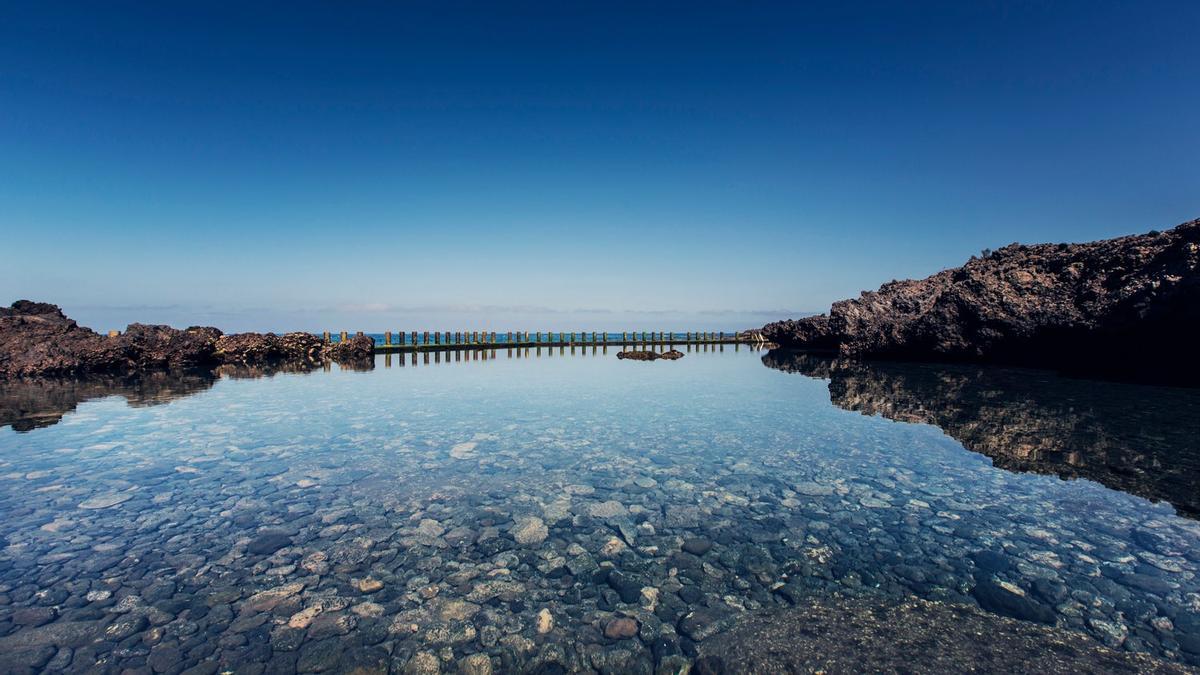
[699,593,1190,674]
[121,323,222,369]
[0,301,128,377]
[247,531,293,555]
[1,301,371,378]
[325,334,375,362]
[213,332,286,365]
[617,350,683,361]
[763,219,1200,382]
[617,350,659,361]
[971,579,1057,625]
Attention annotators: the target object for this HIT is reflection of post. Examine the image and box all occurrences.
[423,352,430,364]
[385,353,392,367]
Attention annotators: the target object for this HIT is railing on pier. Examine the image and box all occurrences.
[376,340,768,368]
[320,330,756,352]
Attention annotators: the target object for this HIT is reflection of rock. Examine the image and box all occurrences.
[0,301,374,378]
[762,350,1200,518]
[0,356,374,432]
[698,593,1190,674]
[0,371,218,432]
[763,219,1200,384]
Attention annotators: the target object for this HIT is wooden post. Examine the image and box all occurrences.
[323,331,330,343]
[507,331,513,344]
[340,331,348,342]
[411,331,417,346]
[423,331,430,345]
[385,331,392,345]
[108,329,119,337]
[434,332,440,345]
[491,331,497,344]
[356,331,364,337]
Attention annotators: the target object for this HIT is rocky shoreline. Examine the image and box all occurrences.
[762,219,1200,384]
[0,301,374,379]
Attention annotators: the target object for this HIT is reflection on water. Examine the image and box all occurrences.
[761,350,1200,519]
[0,346,1197,672]
[0,372,218,433]
[0,343,738,432]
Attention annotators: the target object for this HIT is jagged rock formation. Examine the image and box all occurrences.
[762,351,1200,518]
[0,301,373,378]
[325,334,376,362]
[763,219,1200,382]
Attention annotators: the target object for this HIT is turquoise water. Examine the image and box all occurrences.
[0,347,1198,672]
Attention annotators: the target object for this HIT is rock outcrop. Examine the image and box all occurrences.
[213,331,327,366]
[0,301,374,378]
[763,219,1200,382]
[697,592,1191,674]
[617,349,684,361]
[325,335,376,362]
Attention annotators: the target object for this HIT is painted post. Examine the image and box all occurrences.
[385,331,392,345]
[491,331,497,344]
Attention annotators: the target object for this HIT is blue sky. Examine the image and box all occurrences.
[2,2,1197,332]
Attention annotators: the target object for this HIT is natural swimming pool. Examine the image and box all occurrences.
[1,346,1198,672]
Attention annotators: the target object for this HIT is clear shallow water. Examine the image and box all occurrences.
[0,346,1198,673]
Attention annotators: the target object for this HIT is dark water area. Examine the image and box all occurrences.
[0,345,1198,672]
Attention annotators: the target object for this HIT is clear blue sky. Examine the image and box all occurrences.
[2,2,1197,332]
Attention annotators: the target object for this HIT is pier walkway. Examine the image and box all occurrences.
[323,330,766,353]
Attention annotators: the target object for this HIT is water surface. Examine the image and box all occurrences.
[1,346,1198,672]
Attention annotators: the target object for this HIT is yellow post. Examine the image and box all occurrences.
[340,331,348,342]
